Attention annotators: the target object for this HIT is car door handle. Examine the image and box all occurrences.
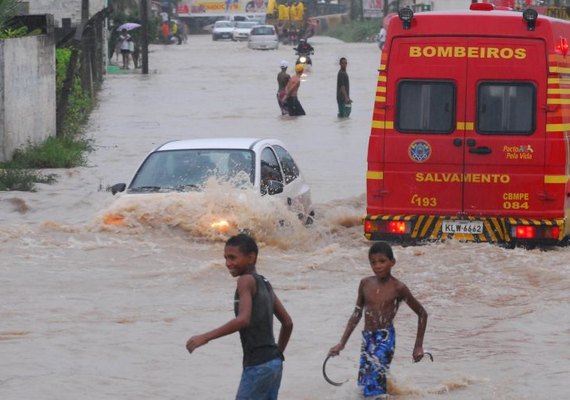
[469,146,492,155]
[453,138,463,147]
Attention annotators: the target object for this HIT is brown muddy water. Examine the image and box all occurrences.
[1,35,569,400]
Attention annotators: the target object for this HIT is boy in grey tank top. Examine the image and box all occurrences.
[186,234,293,399]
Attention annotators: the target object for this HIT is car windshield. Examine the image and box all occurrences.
[129,149,254,192]
[251,26,274,35]
[236,22,256,29]
[215,21,233,28]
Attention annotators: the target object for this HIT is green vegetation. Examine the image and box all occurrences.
[56,48,95,138]
[323,18,381,43]
[0,47,94,191]
[0,168,56,192]
[0,0,19,32]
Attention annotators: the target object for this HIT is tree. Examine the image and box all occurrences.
[0,0,20,32]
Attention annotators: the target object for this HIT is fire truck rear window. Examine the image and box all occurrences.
[396,81,455,134]
[477,83,535,135]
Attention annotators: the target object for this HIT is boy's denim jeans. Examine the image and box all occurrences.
[236,357,283,400]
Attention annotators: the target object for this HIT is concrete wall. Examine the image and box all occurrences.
[0,34,56,162]
[27,0,107,27]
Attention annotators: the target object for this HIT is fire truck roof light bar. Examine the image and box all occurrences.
[522,8,538,31]
[398,7,414,30]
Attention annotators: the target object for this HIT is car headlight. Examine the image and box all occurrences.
[103,213,125,225]
[211,219,231,232]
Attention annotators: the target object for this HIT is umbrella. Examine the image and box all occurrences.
[117,22,141,32]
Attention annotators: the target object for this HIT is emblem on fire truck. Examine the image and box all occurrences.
[409,140,431,163]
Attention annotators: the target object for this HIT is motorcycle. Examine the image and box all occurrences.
[294,49,314,72]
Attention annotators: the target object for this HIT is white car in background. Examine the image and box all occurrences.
[232,21,257,41]
[248,25,279,50]
[106,137,314,226]
[212,20,235,40]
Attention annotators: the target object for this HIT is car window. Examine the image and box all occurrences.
[477,82,535,135]
[260,147,283,190]
[130,149,254,191]
[396,80,456,134]
[273,145,299,184]
[251,26,275,35]
[236,22,256,29]
[215,21,232,28]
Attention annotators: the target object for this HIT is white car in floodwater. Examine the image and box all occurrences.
[212,20,235,40]
[248,25,279,50]
[232,21,257,41]
[106,137,314,226]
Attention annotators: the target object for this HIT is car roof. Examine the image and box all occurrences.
[155,137,279,151]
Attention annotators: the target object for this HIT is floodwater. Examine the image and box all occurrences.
[1,35,569,400]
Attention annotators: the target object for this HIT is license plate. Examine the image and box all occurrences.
[442,220,483,234]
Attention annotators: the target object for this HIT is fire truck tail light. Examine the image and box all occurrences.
[364,220,410,235]
[547,226,561,239]
[511,225,560,240]
[364,220,376,233]
[557,37,569,56]
[514,226,535,239]
[387,221,407,234]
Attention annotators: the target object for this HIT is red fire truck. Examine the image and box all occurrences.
[364,3,570,247]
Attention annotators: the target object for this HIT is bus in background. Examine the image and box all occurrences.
[364,2,570,247]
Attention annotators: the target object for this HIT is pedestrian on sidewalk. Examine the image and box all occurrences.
[118,29,131,69]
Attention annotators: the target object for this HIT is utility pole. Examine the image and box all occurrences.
[141,0,149,74]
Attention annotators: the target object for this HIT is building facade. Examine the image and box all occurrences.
[25,0,107,26]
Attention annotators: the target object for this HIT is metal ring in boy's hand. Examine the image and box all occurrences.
[415,351,434,363]
[322,354,349,386]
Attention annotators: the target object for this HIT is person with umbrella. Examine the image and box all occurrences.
[118,28,132,69]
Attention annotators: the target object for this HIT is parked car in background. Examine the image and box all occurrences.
[212,20,235,40]
[232,21,257,41]
[106,138,314,226]
[248,25,279,50]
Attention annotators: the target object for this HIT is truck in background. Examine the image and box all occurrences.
[364,3,570,247]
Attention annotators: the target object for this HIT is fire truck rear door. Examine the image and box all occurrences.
[383,37,467,215]
[463,38,547,217]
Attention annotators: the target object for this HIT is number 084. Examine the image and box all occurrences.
[503,201,529,210]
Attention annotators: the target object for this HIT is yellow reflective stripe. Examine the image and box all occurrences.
[377,86,386,93]
[548,77,570,85]
[546,123,570,132]
[549,66,570,74]
[375,96,386,102]
[367,171,383,180]
[548,88,570,94]
[544,175,568,184]
[547,98,570,104]
[456,122,474,130]
[378,75,386,82]
[372,120,394,129]
[380,64,386,71]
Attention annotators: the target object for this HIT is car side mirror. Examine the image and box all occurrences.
[110,183,126,195]
[261,180,284,196]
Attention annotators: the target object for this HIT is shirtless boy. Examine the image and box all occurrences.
[284,64,306,116]
[329,242,428,398]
